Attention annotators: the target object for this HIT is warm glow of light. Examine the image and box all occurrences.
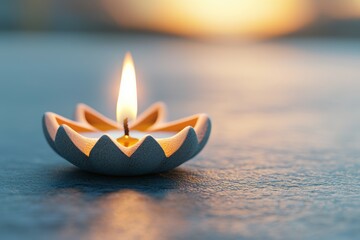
[103,0,314,39]
[116,52,137,124]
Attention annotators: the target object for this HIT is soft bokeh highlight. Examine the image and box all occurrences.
[103,0,314,38]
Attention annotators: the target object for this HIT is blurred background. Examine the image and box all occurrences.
[1,1,360,240]
[1,0,360,39]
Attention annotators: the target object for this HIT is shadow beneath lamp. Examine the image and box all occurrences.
[47,166,198,199]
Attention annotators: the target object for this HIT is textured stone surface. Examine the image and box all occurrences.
[1,33,360,239]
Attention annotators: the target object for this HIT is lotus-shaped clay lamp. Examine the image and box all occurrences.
[42,102,211,176]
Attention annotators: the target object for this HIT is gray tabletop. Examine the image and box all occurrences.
[1,33,360,240]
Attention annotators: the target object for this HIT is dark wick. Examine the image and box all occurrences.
[123,118,129,136]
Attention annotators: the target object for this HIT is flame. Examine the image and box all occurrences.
[116,52,137,125]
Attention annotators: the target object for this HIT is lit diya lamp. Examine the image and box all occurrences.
[43,52,211,176]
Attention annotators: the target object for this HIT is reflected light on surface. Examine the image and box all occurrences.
[85,190,187,240]
[103,0,314,38]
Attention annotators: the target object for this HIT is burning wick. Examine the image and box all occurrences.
[116,52,139,147]
[117,127,137,147]
[117,117,137,147]
[123,117,130,136]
